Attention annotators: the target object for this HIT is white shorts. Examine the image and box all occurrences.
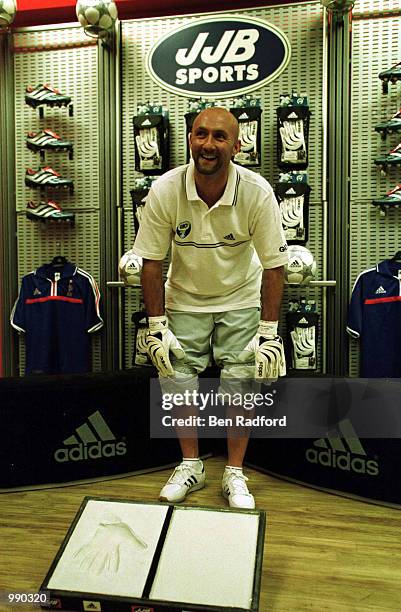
[159,307,260,396]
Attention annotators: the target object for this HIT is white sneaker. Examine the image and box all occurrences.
[222,467,255,509]
[159,460,205,503]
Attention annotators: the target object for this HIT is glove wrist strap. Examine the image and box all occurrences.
[258,320,278,337]
[148,315,168,332]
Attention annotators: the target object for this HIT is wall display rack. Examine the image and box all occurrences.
[120,2,325,371]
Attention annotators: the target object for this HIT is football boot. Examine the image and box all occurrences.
[372,185,401,213]
[25,84,71,108]
[25,167,74,192]
[374,143,401,173]
[26,129,73,154]
[26,200,75,224]
[375,109,401,138]
[379,62,401,93]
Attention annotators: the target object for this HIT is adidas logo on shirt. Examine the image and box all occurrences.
[33,288,41,296]
[298,317,308,324]
[238,112,249,120]
[141,118,152,126]
[287,111,299,119]
[224,233,236,241]
[305,419,379,476]
[54,410,127,463]
[285,187,297,195]
[374,286,386,294]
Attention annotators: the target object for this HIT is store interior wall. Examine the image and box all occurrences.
[1,1,400,377]
[121,2,326,372]
[348,0,401,375]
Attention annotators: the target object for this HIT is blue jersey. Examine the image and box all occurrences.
[10,263,103,375]
[347,260,401,377]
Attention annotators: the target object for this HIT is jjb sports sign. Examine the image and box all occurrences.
[147,16,291,98]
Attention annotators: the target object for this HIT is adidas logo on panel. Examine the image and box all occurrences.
[285,187,297,195]
[54,410,127,463]
[374,286,386,294]
[298,317,308,324]
[305,419,379,476]
[224,233,236,240]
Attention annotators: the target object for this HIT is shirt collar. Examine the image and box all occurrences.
[186,160,239,207]
[377,259,401,278]
[36,262,77,279]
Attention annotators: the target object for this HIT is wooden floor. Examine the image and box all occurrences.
[0,455,400,612]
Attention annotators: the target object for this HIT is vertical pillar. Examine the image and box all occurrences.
[98,27,121,371]
[0,32,17,376]
[326,9,352,375]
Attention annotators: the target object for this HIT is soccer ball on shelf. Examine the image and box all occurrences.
[284,245,316,285]
[76,0,118,38]
[0,0,16,28]
[118,250,143,286]
[320,0,355,14]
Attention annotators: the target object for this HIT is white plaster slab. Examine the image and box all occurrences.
[150,507,259,608]
[47,500,168,598]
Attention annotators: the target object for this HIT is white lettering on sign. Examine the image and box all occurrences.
[176,64,259,85]
[147,15,291,98]
[175,29,259,66]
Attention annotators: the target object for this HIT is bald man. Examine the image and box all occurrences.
[133,107,288,509]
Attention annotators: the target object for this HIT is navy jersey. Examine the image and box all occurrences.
[347,260,401,377]
[10,263,103,375]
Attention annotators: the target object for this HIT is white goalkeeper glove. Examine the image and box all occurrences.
[146,315,186,377]
[239,320,286,381]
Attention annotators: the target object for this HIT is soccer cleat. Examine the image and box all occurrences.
[375,109,401,137]
[25,167,74,192]
[25,84,71,109]
[374,143,401,173]
[222,467,255,510]
[379,62,401,93]
[26,200,75,224]
[159,460,205,503]
[372,185,401,212]
[26,129,73,154]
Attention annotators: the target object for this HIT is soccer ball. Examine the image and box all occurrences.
[0,0,16,28]
[76,0,118,37]
[320,0,355,13]
[118,250,142,286]
[284,245,316,285]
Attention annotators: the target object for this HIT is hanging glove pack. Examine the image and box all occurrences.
[130,176,158,235]
[286,301,319,370]
[184,100,216,163]
[275,171,310,244]
[133,105,169,174]
[230,101,262,167]
[277,94,311,169]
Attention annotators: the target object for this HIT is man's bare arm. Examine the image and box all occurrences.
[141,258,165,317]
[261,266,285,321]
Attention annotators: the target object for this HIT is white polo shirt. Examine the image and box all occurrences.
[133,161,288,312]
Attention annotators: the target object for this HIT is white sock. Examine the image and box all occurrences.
[225,465,243,473]
[182,457,203,471]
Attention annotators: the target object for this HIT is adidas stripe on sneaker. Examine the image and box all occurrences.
[25,167,74,191]
[222,466,255,509]
[25,84,71,109]
[159,459,205,503]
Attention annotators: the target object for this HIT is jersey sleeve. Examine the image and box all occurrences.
[10,277,27,333]
[132,186,173,260]
[78,269,104,333]
[250,186,289,269]
[347,273,363,338]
